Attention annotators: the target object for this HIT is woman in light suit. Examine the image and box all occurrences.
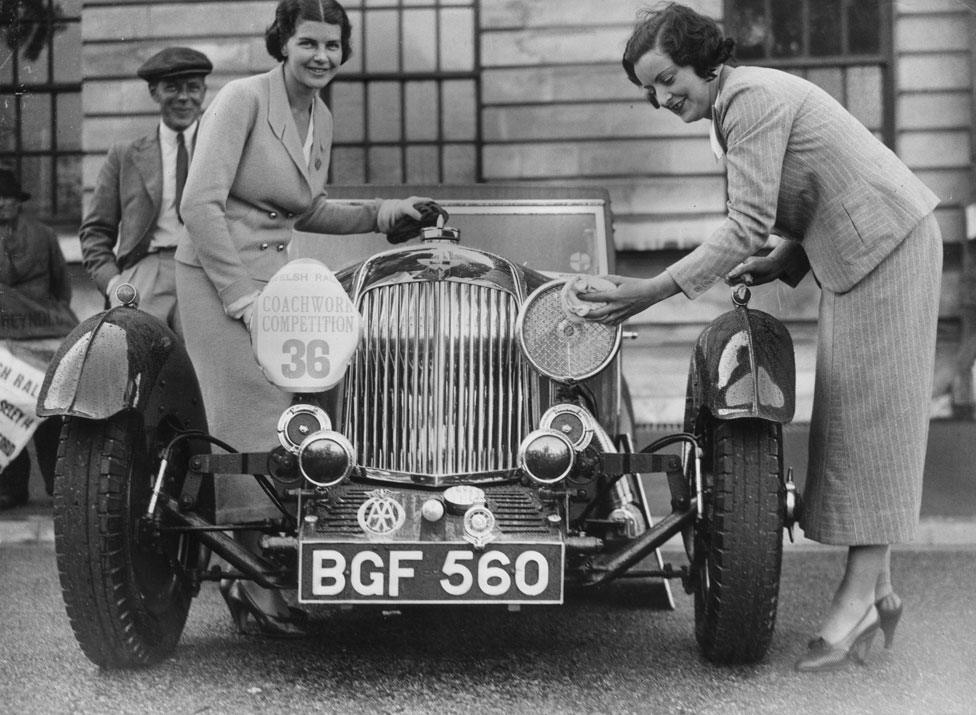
[177,0,426,637]
[582,4,941,672]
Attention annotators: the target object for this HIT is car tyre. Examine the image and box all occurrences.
[53,411,197,668]
[692,418,783,664]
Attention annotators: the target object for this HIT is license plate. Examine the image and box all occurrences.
[298,541,564,604]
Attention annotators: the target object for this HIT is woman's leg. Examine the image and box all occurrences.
[817,544,888,643]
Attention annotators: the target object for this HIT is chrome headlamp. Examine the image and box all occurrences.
[297,430,355,488]
[516,279,621,382]
[517,429,575,485]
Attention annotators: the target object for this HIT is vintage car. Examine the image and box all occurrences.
[38,185,798,669]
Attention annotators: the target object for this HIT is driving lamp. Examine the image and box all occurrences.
[518,429,575,484]
[516,279,621,382]
[297,430,355,487]
[539,403,595,450]
[277,403,331,454]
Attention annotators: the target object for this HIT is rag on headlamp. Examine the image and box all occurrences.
[516,279,621,382]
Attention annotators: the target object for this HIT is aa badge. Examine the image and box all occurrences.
[357,489,406,536]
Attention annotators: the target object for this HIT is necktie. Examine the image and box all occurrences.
[175,131,188,223]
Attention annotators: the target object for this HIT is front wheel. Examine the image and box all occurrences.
[53,412,199,668]
[692,418,784,664]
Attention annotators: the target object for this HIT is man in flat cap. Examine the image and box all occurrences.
[80,46,213,333]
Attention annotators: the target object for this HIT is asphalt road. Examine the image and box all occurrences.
[1,543,974,714]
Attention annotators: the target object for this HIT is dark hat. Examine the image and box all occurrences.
[0,169,30,201]
[137,47,213,83]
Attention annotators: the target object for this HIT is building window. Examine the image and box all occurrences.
[0,0,82,223]
[725,0,892,145]
[326,0,481,185]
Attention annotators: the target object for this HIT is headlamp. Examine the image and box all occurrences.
[517,429,575,484]
[297,430,355,488]
[516,279,621,382]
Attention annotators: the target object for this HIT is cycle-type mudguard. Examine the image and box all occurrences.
[36,306,207,435]
[685,301,796,427]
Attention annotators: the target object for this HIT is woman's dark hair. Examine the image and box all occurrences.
[622,3,735,91]
[265,0,353,63]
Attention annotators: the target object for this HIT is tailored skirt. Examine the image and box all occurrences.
[801,213,943,545]
[176,262,290,522]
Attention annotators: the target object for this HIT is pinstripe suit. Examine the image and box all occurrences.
[669,66,941,545]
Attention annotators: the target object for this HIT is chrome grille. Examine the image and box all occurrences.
[341,280,541,481]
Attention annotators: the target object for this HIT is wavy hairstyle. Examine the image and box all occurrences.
[265,0,353,63]
[622,2,735,101]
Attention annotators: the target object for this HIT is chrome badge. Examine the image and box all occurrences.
[462,505,497,549]
[357,489,406,536]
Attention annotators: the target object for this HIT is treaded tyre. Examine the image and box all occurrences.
[53,411,198,668]
[692,418,784,664]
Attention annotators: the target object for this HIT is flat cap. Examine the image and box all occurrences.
[137,47,212,82]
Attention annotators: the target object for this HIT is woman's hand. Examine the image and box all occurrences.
[577,273,680,325]
[376,196,432,233]
[725,239,801,286]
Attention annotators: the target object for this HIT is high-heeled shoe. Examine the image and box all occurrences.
[876,593,903,649]
[219,580,308,639]
[795,605,880,673]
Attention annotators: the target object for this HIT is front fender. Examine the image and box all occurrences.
[685,304,795,427]
[37,307,206,433]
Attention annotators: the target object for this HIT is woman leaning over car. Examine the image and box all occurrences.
[177,0,427,637]
[580,3,941,672]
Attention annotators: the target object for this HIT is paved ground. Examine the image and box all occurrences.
[2,542,975,714]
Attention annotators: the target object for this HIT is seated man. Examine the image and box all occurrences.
[0,169,77,508]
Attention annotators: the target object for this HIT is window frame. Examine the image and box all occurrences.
[323,0,483,184]
[722,0,895,147]
[0,0,83,224]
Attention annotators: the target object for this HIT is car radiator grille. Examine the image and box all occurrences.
[341,281,541,478]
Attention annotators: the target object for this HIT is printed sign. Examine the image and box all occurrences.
[0,344,46,469]
[251,258,362,393]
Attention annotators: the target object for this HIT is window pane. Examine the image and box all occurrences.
[406,145,441,183]
[369,146,402,183]
[0,95,16,151]
[846,66,882,130]
[20,92,52,150]
[368,82,401,141]
[403,9,437,73]
[57,92,82,150]
[52,21,82,84]
[0,50,12,84]
[19,155,52,215]
[17,26,51,85]
[439,8,473,71]
[442,144,475,182]
[807,68,843,104]
[442,79,475,140]
[364,9,399,73]
[771,0,803,57]
[345,9,364,74]
[848,0,880,54]
[330,83,365,143]
[810,0,842,56]
[405,81,439,141]
[331,147,367,184]
[729,0,768,60]
[56,154,81,218]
